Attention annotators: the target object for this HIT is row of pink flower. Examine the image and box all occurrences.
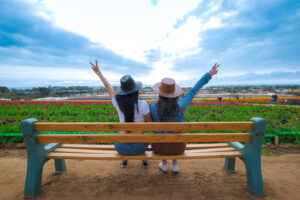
[0,100,112,105]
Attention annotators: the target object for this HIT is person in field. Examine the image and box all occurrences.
[90,60,152,168]
[150,63,220,173]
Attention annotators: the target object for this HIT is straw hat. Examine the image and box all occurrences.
[153,78,182,98]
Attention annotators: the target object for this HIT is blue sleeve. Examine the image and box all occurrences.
[178,73,212,110]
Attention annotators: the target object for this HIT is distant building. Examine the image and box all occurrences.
[0,97,11,101]
[198,89,209,94]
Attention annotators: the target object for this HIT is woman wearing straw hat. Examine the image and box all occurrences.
[90,60,152,168]
[150,63,220,173]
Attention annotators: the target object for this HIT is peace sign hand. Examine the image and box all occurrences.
[90,60,101,75]
[209,63,220,76]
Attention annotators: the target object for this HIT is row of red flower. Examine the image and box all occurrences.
[0,100,240,105]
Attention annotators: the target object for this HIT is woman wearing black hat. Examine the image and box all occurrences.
[90,60,152,168]
[150,63,220,173]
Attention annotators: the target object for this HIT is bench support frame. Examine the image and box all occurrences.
[225,117,267,196]
[224,157,236,173]
[21,119,66,197]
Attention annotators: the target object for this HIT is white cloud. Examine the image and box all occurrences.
[202,17,224,30]
[1,0,300,87]
[41,0,200,62]
[156,17,202,55]
[137,59,192,85]
[34,11,52,21]
[254,68,300,75]
[0,65,123,82]
[202,11,238,31]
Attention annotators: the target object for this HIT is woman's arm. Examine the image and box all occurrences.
[90,60,116,100]
[179,63,220,110]
[143,113,152,122]
[120,113,152,135]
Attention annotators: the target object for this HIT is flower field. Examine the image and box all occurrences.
[0,100,299,144]
[194,96,300,104]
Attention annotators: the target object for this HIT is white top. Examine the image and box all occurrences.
[112,96,150,122]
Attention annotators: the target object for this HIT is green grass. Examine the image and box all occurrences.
[0,102,299,144]
[262,149,275,156]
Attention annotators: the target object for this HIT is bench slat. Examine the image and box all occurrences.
[60,143,230,150]
[185,147,236,153]
[54,147,236,154]
[55,148,116,154]
[35,122,254,132]
[60,144,116,150]
[46,150,242,160]
[37,133,251,144]
[185,143,230,149]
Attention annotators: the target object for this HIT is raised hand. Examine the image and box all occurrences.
[90,60,100,75]
[209,63,220,76]
[89,59,116,98]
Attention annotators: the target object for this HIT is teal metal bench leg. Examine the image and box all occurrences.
[24,156,46,196]
[228,117,267,196]
[242,153,264,196]
[21,118,62,197]
[224,158,236,173]
[243,117,267,196]
[54,159,66,174]
[21,118,47,197]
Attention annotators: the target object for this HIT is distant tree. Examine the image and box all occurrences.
[0,86,9,93]
[32,87,50,97]
[3,90,24,100]
[40,87,50,96]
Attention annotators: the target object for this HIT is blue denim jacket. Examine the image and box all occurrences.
[150,73,212,133]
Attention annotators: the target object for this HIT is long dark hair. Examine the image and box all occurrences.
[116,91,139,122]
[157,95,179,121]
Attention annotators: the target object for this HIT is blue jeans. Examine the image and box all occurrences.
[114,143,149,155]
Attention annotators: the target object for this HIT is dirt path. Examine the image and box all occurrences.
[0,144,300,200]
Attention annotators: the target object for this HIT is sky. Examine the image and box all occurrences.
[0,0,300,88]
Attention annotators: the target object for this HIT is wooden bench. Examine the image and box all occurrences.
[21,117,267,197]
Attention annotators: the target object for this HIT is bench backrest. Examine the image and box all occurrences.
[34,121,254,131]
[21,118,268,144]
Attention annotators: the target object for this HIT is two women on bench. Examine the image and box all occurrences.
[90,60,219,173]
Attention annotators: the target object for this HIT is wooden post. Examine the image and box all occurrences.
[275,136,279,147]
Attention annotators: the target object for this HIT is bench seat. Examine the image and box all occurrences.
[47,143,242,160]
[59,143,231,150]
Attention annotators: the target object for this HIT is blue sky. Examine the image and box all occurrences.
[0,0,299,88]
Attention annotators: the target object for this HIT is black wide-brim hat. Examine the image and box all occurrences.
[116,75,142,95]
